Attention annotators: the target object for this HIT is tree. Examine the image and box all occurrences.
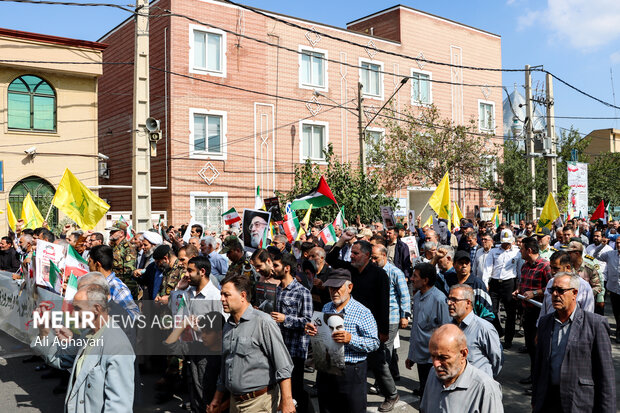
[589,152,620,206]
[276,144,397,224]
[366,104,498,192]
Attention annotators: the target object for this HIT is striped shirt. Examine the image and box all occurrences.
[383,262,411,324]
[322,297,379,363]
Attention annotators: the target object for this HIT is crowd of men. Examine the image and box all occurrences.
[2,213,619,412]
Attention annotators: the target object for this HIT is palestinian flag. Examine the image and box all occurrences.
[283,215,300,242]
[222,207,242,225]
[319,224,338,245]
[290,176,337,210]
[333,206,346,229]
[62,273,79,311]
[64,245,89,280]
[48,260,63,294]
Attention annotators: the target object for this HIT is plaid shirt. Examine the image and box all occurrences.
[276,279,313,359]
[383,262,411,324]
[519,257,552,308]
[322,297,380,363]
[107,272,140,319]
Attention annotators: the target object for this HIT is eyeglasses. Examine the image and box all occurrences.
[548,286,576,295]
[445,297,469,304]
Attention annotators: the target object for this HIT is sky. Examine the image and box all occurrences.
[1,0,620,136]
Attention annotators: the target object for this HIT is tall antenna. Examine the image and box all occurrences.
[611,67,618,129]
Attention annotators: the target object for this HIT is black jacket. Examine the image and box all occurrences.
[392,239,412,279]
[0,248,20,273]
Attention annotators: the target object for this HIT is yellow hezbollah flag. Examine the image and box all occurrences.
[52,169,110,230]
[6,200,17,231]
[296,204,313,241]
[428,172,451,221]
[22,193,44,229]
[422,214,433,228]
[491,206,500,229]
[452,202,464,229]
[536,193,560,232]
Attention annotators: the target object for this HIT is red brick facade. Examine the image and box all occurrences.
[98,1,503,229]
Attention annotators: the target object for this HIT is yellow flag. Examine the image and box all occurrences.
[422,214,433,228]
[22,193,44,229]
[452,202,464,229]
[491,206,500,229]
[428,172,451,221]
[536,193,560,232]
[295,204,313,241]
[52,169,110,230]
[6,200,17,231]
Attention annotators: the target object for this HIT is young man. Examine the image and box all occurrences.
[270,252,313,413]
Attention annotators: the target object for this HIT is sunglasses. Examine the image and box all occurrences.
[548,286,575,295]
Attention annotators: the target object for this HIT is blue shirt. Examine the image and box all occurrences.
[383,262,411,324]
[456,311,503,378]
[409,286,451,363]
[208,251,229,282]
[322,297,379,363]
[107,272,140,320]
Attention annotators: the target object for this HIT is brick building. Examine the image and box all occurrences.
[98,1,503,230]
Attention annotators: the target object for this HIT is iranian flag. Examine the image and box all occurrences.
[283,214,300,242]
[222,207,242,225]
[319,224,338,245]
[64,245,89,280]
[258,226,269,249]
[62,273,79,311]
[48,260,64,294]
[333,206,346,229]
[290,176,337,210]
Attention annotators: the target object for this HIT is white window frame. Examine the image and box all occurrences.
[365,127,384,165]
[190,192,228,233]
[189,108,227,160]
[189,24,226,77]
[359,58,384,100]
[481,155,498,183]
[410,69,433,106]
[478,99,496,133]
[299,120,329,164]
[298,46,328,92]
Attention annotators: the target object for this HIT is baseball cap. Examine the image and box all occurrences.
[535,227,551,236]
[500,229,515,244]
[356,228,373,238]
[322,269,352,288]
[220,235,242,254]
[454,250,471,263]
[106,221,128,232]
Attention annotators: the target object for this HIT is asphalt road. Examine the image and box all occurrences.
[1,307,619,412]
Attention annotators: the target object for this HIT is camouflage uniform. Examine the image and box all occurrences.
[577,255,604,299]
[159,258,185,297]
[112,238,138,299]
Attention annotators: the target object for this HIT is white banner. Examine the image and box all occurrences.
[567,162,588,218]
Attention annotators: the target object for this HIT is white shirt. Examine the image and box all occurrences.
[188,280,221,300]
[473,248,491,286]
[483,246,521,281]
[537,276,594,326]
[586,243,613,281]
[598,249,620,295]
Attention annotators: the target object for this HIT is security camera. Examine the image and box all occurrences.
[98,153,109,161]
[24,146,37,156]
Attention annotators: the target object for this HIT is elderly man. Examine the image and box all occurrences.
[202,236,229,282]
[473,232,494,285]
[532,273,616,413]
[431,245,456,295]
[31,284,135,412]
[305,270,380,413]
[208,274,295,413]
[420,324,503,413]
[483,229,521,348]
[448,285,502,378]
[566,241,604,314]
[249,215,269,249]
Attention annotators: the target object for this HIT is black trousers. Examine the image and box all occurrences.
[523,307,540,375]
[489,278,517,344]
[292,357,310,413]
[416,363,432,397]
[368,341,397,398]
[317,360,367,413]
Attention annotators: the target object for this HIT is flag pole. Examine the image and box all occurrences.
[44,203,53,222]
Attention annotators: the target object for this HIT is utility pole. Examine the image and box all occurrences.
[358,82,366,172]
[132,0,152,232]
[545,73,558,197]
[525,65,537,221]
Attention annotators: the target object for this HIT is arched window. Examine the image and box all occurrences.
[8,75,56,131]
[9,176,58,228]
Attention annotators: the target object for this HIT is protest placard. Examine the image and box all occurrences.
[380,206,395,229]
[242,209,271,250]
[35,240,65,289]
[255,282,277,313]
[309,311,345,375]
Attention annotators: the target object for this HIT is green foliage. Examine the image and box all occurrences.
[366,104,498,191]
[276,144,397,223]
[589,152,620,206]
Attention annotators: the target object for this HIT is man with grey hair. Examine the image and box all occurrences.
[420,324,503,413]
[432,245,455,295]
[447,284,502,378]
[416,241,437,265]
[473,232,494,286]
[532,272,615,412]
[202,236,228,282]
[566,240,604,314]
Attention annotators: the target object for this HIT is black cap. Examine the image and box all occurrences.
[322,268,352,288]
[535,227,551,236]
[454,250,471,263]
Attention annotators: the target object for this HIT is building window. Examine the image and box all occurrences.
[365,129,383,164]
[411,70,431,105]
[301,122,327,161]
[8,75,56,131]
[190,26,225,76]
[481,156,497,183]
[190,109,226,160]
[299,47,327,90]
[360,59,383,98]
[9,176,58,227]
[479,101,495,132]
[191,193,226,232]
